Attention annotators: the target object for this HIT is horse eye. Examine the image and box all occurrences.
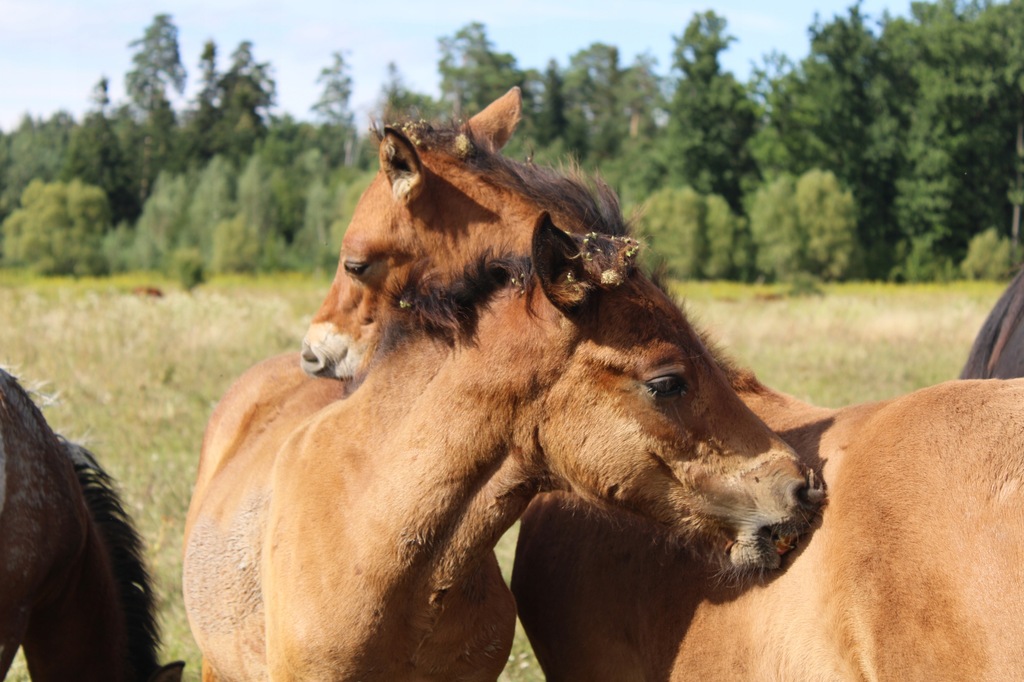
[645,375,686,398]
[344,259,369,277]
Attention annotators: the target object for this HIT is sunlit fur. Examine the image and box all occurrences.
[299,88,629,381]
[0,369,183,682]
[187,91,820,681]
[183,216,819,681]
[512,369,1024,681]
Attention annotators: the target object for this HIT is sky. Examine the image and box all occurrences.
[0,0,909,132]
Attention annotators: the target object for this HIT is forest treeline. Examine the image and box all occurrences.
[2,0,1023,286]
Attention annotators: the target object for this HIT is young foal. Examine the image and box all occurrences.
[512,367,1024,680]
[0,369,182,682]
[183,219,821,681]
[195,87,819,575]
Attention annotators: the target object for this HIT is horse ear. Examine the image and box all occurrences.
[532,213,589,314]
[379,127,425,203]
[465,87,522,152]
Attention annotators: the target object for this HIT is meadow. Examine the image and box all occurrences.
[0,272,1003,681]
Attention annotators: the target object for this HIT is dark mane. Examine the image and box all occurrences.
[373,119,632,239]
[373,252,529,356]
[961,266,1024,379]
[65,440,163,681]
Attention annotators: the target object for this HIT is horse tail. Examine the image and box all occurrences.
[961,266,1024,379]
[64,440,162,681]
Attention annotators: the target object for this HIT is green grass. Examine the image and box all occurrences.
[0,275,1005,680]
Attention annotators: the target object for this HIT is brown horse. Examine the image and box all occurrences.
[961,267,1024,378]
[0,369,183,682]
[183,211,823,681]
[512,369,1024,680]
[300,87,528,380]
[242,86,820,574]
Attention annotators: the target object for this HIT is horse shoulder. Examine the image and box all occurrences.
[262,398,380,674]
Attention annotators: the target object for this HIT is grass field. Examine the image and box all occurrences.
[0,272,1004,680]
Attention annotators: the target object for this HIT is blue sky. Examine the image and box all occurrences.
[0,0,908,132]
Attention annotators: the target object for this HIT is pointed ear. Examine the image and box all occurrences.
[532,213,589,314]
[465,87,522,153]
[379,127,424,203]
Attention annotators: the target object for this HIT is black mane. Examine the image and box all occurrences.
[961,266,1024,379]
[67,440,163,680]
[373,251,528,357]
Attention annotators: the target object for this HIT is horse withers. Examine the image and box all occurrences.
[0,369,183,682]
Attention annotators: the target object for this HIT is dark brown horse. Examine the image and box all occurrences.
[961,267,1024,378]
[0,369,183,682]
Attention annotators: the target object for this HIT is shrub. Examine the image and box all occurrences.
[961,227,1013,280]
[1,178,110,276]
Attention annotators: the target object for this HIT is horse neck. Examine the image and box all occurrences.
[358,301,551,599]
[22,517,137,681]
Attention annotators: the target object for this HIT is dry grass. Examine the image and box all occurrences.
[0,273,1003,681]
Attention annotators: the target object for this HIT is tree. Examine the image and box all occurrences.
[184,155,235,258]
[667,11,758,212]
[131,171,190,269]
[218,40,277,163]
[312,51,356,166]
[126,14,186,200]
[1,113,75,221]
[534,60,569,148]
[961,227,1012,280]
[704,194,751,280]
[379,62,441,121]
[2,179,110,276]
[637,185,707,279]
[183,40,225,163]
[438,23,523,119]
[891,1,1015,276]
[293,174,338,271]
[795,169,860,280]
[126,14,186,115]
[563,43,625,161]
[211,155,274,272]
[749,175,802,280]
[619,53,663,140]
[62,77,137,224]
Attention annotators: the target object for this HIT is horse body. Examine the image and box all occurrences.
[512,377,1024,681]
[184,216,820,680]
[0,369,182,682]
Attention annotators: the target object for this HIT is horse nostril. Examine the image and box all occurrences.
[792,473,826,509]
[300,342,324,371]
